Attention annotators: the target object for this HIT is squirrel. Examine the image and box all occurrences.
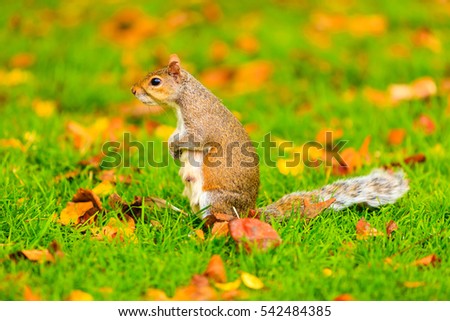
[131,54,409,221]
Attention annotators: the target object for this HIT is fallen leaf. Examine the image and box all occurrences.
[209,41,229,62]
[24,286,41,301]
[356,217,383,240]
[214,279,242,291]
[236,34,260,54]
[229,218,281,252]
[0,68,33,86]
[232,60,273,93]
[92,181,115,197]
[388,153,426,168]
[92,214,136,242]
[211,221,230,237]
[240,272,264,290]
[199,67,233,89]
[388,129,406,145]
[386,220,398,237]
[0,138,26,152]
[412,254,441,267]
[322,268,333,277]
[414,114,436,135]
[66,290,93,301]
[333,293,355,301]
[101,8,158,47]
[412,28,441,53]
[172,275,217,301]
[194,229,205,241]
[9,53,36,68]
[59,201,94,225]
[32,99,56,118]
[315,128,343,146]
[203,255,227,283]
[144,288,169,300]
[20,249,54,263]
[221,289,248,300]
[403,281,425,288]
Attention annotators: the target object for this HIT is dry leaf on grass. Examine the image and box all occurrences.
[333,293,355,301]
[414,114,436,135]
[172,275,217,301]
[229,218,281,252]
[203,255,227,283]
[92,181,115,197]
[240,272,264,290]
[386,220,398,237]
[24,286,42,301]
[66,290,93,301]
[214,279,242,291]
[144,288,169,301]
[91,214,136,242]
[412,254,441,267]
[387,129,406,145]
[211,221,230,237]
[13,241,64,264]
[403,281,425,288]
[59,188,102,225]
[356,218,384,240]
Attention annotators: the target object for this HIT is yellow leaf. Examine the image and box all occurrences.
[240,272,264,290]
[276,158,303,176]
[144,288,169,300]
[322,268,333,277]
[0,138,26,152]
[92,181,115,197]
[403,281,425,288]
[214,279,241,291]
[32,99,56,118]
[67,290,93,301]
[0,68,33,86]
[59,201,94,225]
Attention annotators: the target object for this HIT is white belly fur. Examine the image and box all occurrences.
[179,150,209,216]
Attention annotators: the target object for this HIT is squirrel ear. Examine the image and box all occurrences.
[168,54,181,80]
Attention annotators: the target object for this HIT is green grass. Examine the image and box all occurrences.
[1,0,450,300]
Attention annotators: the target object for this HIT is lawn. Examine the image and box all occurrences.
[0,0,449,301]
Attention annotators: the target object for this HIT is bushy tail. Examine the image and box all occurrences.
[260,169,409,220]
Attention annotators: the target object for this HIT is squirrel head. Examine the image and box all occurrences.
[131,54,185,107]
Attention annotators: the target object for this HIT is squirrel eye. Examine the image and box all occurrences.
[150,77,162,86]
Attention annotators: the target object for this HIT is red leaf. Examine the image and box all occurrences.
[386,220,398,237]
[229,218,281,252]
[203,255,227,283]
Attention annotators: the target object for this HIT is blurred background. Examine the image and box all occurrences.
[0,0,449,187]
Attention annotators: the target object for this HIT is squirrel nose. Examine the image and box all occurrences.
[131,86,137,95]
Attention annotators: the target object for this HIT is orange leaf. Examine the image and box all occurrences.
[204,255,227,283]
[144,288,169,301]
[59,201,94,225]
[403,281,425,288]
[412,254,441,267]
[236,34,260,54]
[21,249,54,263]
[24,286,42,301]
[211,221,230,237]
[172,275,217,301]
[302,197,336,219]
[229,218,281,252]
[66,290,93,301]
[233,61,273,93]
[199,67,233,89]
[9,53,36,68]
[194,229,205,241]
[333,293,355,301]
[388,129,406,145]
[356,218,383,240]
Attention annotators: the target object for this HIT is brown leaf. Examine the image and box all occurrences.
[333,293,355,301]
[302,197,336,219]
[412,254,441,267]
[356,218,383,240]
[386,220,398,237]
[59,201,94,225]
[229,218,281,252]
[24,286,41,301]
[203,255,227,283]
[388,153,426,168]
